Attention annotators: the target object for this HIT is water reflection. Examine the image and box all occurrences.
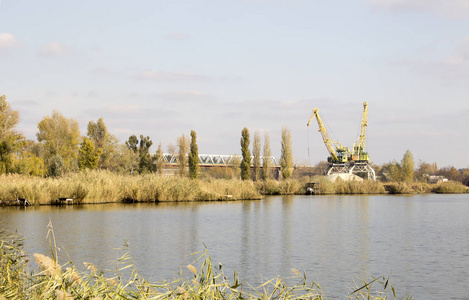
[1,195,469,299]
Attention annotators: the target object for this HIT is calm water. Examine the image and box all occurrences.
[1,194,469,299]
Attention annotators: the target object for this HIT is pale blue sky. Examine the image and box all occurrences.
[1,0,469,168]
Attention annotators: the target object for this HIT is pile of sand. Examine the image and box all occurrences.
[325,173,363,182]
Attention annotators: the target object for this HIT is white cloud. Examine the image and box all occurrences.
[369,0,469,18]
[0,33,20,48]
[136,70,211,82]
[38,42,69,57]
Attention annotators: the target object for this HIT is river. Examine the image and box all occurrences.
[1,194,468,299]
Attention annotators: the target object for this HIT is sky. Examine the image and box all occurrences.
[1,0,469,168]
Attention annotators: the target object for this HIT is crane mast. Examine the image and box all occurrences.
[352,102,369,162]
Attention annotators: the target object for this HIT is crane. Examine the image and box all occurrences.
[307,102,376,180]
[352,102,369,162]
[307,108,349,164]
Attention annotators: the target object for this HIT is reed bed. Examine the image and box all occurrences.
[1,171,467,206]
[384,181,469,194]
[0,171,262,205]
[0,225,409,299]
[256,177,386,195]
[317,177,386,195]
[431,180,469,193]
[255,179,306,195]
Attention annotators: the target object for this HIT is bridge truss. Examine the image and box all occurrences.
[163,153,279,167]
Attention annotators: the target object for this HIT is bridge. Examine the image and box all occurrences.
[163,153,280,168]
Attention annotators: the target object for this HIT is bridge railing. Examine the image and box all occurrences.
[163,154,279,167]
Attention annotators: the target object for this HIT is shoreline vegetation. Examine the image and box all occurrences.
[1,94,469,206]
[0,225,410,299]
[0,170,468,206]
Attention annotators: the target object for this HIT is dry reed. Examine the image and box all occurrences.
[1,170,464,207]
[34,253,61,277]
[0,170,262,205]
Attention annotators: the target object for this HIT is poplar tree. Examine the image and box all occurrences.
[156,142,164,174]
[177,134,188,177]
[252,131,261,181]
[280,126,293,179]
[240,127,251,180]
[401,149,415,182]
[188,130,199,179]
[262,132,271,180]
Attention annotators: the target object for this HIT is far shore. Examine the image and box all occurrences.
[1,170,468,207]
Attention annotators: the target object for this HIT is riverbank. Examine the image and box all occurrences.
[1,171,467,206]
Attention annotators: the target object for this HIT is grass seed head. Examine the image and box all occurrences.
[187,264,197,275]
[107,277,118,286]
[34,253,61,277]
[84,262,98,273]
[177,287,188,299]
[55,290,74,300]
[66,267,82,285]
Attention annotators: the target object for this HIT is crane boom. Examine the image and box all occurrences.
[352,102,369,162]
[307,108,338,162]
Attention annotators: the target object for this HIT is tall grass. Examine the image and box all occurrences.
[256,177,386,195]
[1,171,467,206]
[0,170,262,205]
[431,180,469,193]
[255,179,307,195]
[384,181,469,194]
[0,225,410,299]
[0,227,29,298]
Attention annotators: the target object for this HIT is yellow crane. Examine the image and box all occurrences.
[352,102,369,162]
[307,102,375,179]
[307,108,349,164]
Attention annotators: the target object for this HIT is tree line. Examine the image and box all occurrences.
[0,95,294,180]
[6,93,463,185]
